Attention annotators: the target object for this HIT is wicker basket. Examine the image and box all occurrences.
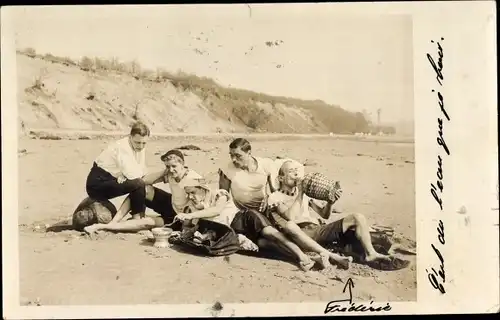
[301,172,341,202]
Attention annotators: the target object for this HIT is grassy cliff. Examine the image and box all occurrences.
[17,48,390,135]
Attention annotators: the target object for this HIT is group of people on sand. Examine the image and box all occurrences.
[83,121,404,272]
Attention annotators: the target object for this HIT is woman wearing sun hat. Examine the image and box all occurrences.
[173,177,261,252]
[176,178,240,227]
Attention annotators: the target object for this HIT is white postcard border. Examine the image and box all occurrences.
[2,2,498,318]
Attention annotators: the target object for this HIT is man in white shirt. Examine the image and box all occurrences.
[85,121,154,220]
[218,138,320,271]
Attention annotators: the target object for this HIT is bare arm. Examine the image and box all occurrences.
[268,200,291,221]
[271,187,304,222]
[184,198,227,220]
[266,159,278,193]
[267,174,277,193]
[309,187,342,219]
[218,169,231,192]
[309,199,335,220]
[141,168,168,185]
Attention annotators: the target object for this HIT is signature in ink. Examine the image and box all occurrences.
[324,278,392,313]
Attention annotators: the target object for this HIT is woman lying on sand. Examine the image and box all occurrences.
[265,160,409,271]
[84,149,202,235]
[218,138,327,271]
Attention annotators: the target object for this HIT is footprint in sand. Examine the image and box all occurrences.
[145,248,171,259]
[83,228,108,241]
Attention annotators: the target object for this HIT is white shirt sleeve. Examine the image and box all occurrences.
[219,162,234,181]
[261,157,275,176]
[115,145,145,180]
[140,151,148,176]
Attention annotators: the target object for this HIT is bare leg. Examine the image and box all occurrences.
[123,213,132,221]
[260,226,315,271]
[110,196,132,223]
[110,186,155,223]
[84,217,157,235]
[257,238,294,259]
[284,222,351,269]
[344,213,390,261]
[257,237,327,270]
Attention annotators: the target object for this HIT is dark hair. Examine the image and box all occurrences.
[229,138,251,152]
[160,149,185,163]
[130,121,150,137]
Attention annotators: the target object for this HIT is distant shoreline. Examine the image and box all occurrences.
[23,128,414,144]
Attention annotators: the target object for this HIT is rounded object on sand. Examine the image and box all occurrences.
[152,227,173,248]
[93,201,116,223]
[301,172,340,202]
[72,197,117,231]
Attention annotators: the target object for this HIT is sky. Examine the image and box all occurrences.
[13,5,414,124]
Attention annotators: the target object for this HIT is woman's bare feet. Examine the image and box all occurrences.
[138,230,155,241]
[310,252,331,270]
[365,252,392,263]
[299,257,316,272]
[83,224,101,235]
[329,253,353,269]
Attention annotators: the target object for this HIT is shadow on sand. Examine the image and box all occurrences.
[138,237,297,267]
[45,220,74,233]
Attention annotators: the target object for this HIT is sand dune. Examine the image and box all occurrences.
[17,52,391,135]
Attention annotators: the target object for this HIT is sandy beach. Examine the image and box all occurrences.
[18,135,416,305]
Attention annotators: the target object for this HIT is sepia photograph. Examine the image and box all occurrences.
[2,2,497,318]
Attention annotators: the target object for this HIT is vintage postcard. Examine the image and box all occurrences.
[1,2,498,318]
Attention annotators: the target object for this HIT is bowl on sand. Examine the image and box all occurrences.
[151,227,173,248]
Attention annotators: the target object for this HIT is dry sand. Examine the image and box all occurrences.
[18,135,416,305]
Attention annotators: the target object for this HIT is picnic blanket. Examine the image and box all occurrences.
[168,219,241,256]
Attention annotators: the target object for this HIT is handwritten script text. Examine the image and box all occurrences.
[427,37,448,294]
